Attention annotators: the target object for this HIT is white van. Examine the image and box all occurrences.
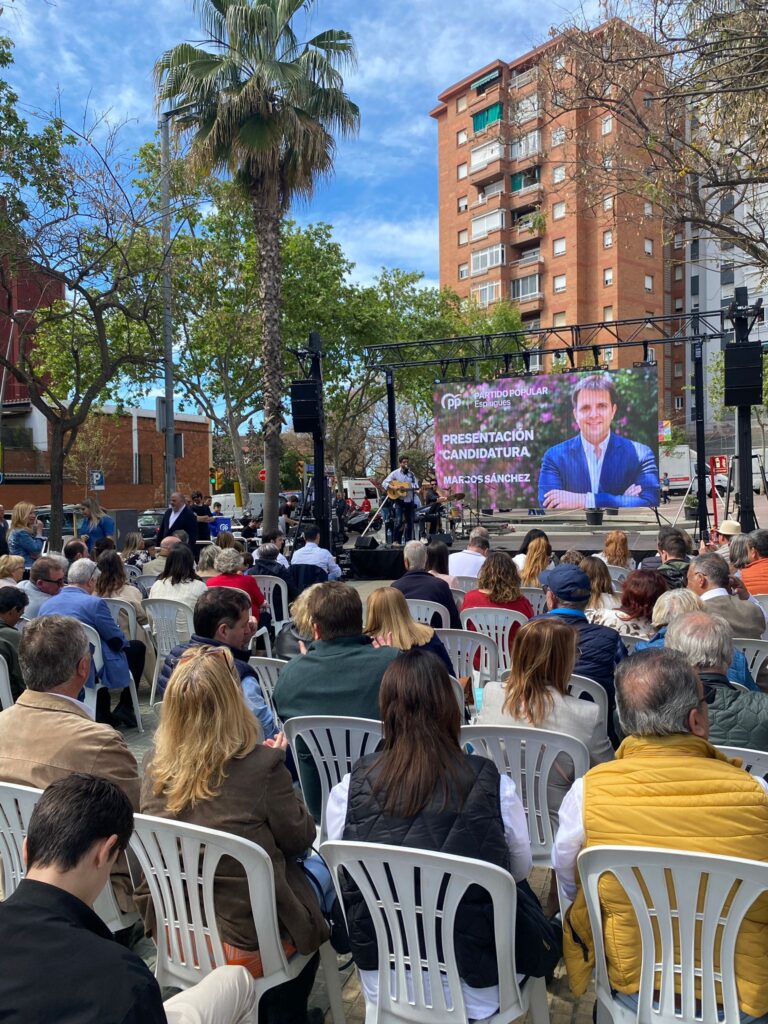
[341,477,382,510]
[211,492,265,519]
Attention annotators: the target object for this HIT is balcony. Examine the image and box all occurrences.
[469,154,511,189]
[509,250,544,270]
[512,291,544,312]
[513,215,545,240]
[470,188,505,210]
[509,182,543,207]
[509,67,537,90]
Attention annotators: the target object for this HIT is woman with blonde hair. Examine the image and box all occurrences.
[580,555,619,613]
[365,586,453,673]
[139,645,329,1015]
[8,502,44,568]
[196,543,219,578]
[77,497,116,554]
[274,582,322,660]
[120,531,151,569]
[597,529,635,570]
[0,554,24,587]
[519,535,553,586]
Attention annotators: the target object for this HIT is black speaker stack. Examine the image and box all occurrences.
[724,342,763,407]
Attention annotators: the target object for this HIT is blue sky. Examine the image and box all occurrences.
[6,0,587,287]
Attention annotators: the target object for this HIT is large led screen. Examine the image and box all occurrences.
[434,368,660,510]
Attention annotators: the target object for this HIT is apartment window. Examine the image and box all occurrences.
[515,93,539,123]
[603,305,614,322]
[553,311,567,327]
[551,126,566,147]
[644,274,654,292]
[458,263,469,280]
[510,129,540,160]
[511,166,540,193]
[603,229,613,248]
[472,102,503,134]
[675,298,684,312]
[553,237,566,256]
[604,347,614,363]
[471,280,501,307]
[553,273,567,293]
[511,273,541,300]
[457,128,468,146]
[457,195,468,213]
[691,275,699,296]
[603,194,614,211]
[674,395,684,411]
[553,201,566,220]
[690,239,699,261]
[673,232,683,249]
[471,208,505,240]
[470,138,504,170]
[552,350,567,366]
[603,154,614,171]
[456,95,467,113]
[481,179,505,200]
[674,265,683,281]
[674,363,683,378]
[601,114,613,135]
[644,201,653,216]
[471,243,505,276]
[721,262,735,286]
[528,351,543,371]
[644,238,653,256]
[458,228,468,245]
[647,346,656,363]
[457,162,468,180]
[553,164,566,184]
[603,267,614,286]
[644,92,653,108]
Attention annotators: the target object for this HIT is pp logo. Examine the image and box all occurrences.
[441,393,463,410]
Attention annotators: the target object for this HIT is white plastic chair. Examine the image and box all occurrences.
[321,840,549,1024]
[620,634,643,654]
[143,598,195,707]
[405,598,451,629]
[250,575,290,633]
[461,724,589,866]
[0,781,138,932]
[521,586,548,616]
[578,845,768,1024]
[435,628,500,687]
[450,588,465,611]
[225,586,273,658]
[248,656,287,728]
[606,564,629,589]
[460,607,528,675]
[0,656,13,710]
[567,674,610,726]
[283,716,383,843]
[81,623,143,734]
[102,598,138,641]
[717,745,768,778]
[124,562,142,581]
[129,813,345,1022]
[732,637,768,679]
[454,575,478,592]
[135,574,159,597]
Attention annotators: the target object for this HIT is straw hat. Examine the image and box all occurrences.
[717,519,741,537]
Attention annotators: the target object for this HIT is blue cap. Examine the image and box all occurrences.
[539,564,591,602]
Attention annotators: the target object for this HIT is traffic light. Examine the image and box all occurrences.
[214,468,225,490]
[296,459,305,476]
[209,467,216,489]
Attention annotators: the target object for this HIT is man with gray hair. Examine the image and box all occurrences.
[247,542,295,615]
[17,555,67,618]
[553,647,768,1013]
[686,552,766,639]
[143,534,181,576]
[0,615,140,912]
[665,610,768,751]
[448,526,490,579]
[392,540,461,628]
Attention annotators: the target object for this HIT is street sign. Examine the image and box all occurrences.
[89,469,105,491]
[258,468,266,482]
[709,455,728,474]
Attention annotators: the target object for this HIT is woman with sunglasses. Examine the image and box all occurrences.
[139,646,329,1024]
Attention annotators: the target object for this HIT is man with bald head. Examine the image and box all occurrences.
[142,535,182,576]
[157,492,198,556]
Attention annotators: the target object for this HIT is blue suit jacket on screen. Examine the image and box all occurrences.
[537,431,660,508]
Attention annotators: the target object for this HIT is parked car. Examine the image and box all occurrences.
[138,509,165,545]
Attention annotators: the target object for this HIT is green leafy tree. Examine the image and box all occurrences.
[155,0,360,530]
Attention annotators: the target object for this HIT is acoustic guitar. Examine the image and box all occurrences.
[386,480,416,501]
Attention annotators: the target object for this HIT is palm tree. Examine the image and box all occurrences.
[155,0,359,529]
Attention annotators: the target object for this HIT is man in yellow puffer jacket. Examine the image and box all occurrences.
[553,647,768,1019]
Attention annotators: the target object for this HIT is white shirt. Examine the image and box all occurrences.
[254,549,290,569]
[381,467,419,505]
[168,503,186,529]
[290,541,341,580]
[326,771,531,1020]
[700,586,768,627]
[448,548,487,578]
[580,433,609,509]
[553,771,768,902]
[48,691,95,720]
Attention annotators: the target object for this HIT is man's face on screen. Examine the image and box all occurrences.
[574,388,616,446]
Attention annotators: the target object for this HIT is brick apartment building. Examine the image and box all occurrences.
[430,31,687,424]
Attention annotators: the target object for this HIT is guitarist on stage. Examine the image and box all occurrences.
[382,455,420,544]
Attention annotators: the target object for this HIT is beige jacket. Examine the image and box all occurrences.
[0,690,140,909]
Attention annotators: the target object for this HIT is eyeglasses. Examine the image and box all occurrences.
[177,645,234,667]
[38,577,65,588]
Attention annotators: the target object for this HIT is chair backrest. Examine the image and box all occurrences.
[130,813,292,991]
[143,599,195,658]
[579,845,768,1024]
[606,564,629,587]
[460,724,589,865]
[521,586,547,616]
[567,673,609,725]
[0,655,12,710]
[248,656,287,726]
[321,840,527,1023]
[454,575,478,592]
[283,716,383,843]
[124,562,142,581]
[0,781,40,895]
[434,628,500,686]
[405,598,450,629]
[460,607,528,674]
[450,588,465,612]
[251,575,290,625]
[102,598,138,641]
[732,637,768,679]
[81,622,104,673]
[620,633,642,654]
[135,574,158,597]
[717,745,768,779]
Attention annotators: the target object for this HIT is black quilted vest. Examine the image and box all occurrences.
[341,752,509,989]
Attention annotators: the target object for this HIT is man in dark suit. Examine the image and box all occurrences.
[391,540,461,629]
[538,374,660,509]
[158,491,198,555]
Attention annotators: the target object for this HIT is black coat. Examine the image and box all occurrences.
[391,569,461,629]
[158,504,198,554]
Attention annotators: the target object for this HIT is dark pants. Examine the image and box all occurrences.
[259,951,319,1024]
[393,500,416,543]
